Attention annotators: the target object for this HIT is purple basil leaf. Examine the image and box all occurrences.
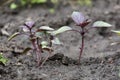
[20,26,29,32]
[71,11,85,25]
[25,21,35,28]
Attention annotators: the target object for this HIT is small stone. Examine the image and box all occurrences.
[91,71,95,74]
[62,56,69,66]
[49,53,64,61]
[107,58,113,64]
[15,62,22,66]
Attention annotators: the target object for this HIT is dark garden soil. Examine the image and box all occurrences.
[0,0,120,80]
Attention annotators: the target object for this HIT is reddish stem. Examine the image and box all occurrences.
[32,41,41,65]
[29,29,42,65]
[78,28,85,64]
[36,38,42,65]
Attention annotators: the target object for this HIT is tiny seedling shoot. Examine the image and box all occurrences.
[71,11,112,63]
[0,53,8,65]
[8,20,72,66]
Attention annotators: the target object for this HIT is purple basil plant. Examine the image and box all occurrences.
[71,11,112,63]
[8,20,56,66]
[71,11,91,63]
[8,20,73,66]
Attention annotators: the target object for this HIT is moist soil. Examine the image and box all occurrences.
[0,0,120,80]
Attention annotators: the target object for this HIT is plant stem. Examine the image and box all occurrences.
[40,36,53,67]
[32,41,40,64]
[30,29,41,65]
[31,38,41,65]
[40,53,49,67]
[36,38,42,65]
[36,47,41,65]
[79,28,85,64]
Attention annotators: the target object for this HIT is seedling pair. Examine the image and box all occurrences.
[8,11,112,66]
[8,20,71,66]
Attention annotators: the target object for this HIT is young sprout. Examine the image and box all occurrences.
[8,20,55,66]
[71,11,91,63]
[8,20,72,66]
[71,11,112,64]
[0,53,8,65]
